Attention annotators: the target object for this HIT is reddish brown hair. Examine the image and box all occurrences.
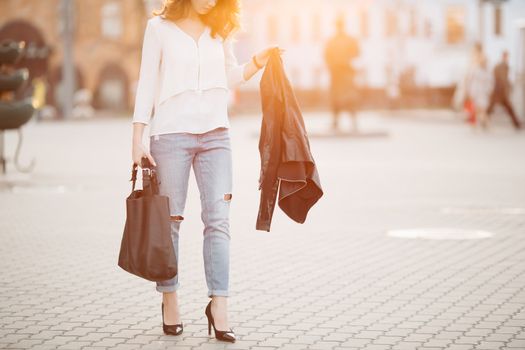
[152,0,242,40]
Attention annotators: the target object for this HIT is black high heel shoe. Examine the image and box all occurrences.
[205,300,236,342]
[161,302,183,335]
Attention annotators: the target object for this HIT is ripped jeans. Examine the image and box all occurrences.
[150,127,232,298]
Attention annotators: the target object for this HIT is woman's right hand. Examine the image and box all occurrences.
[132,142,157,167]
[255,46,285,67]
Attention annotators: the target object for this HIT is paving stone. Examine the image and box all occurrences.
[76,333,113,342]
[443,345,472,350]
[277,331,306,339]
[403,334,433,342]
[31,345,71,350]
[309,341,342,349]
[476,341,505,349]
[290,335,323,344]
[55,341,94,349]
[0,334,31,344]
[340,338,372,347]
[322,334,356,342]
[506,339,525,348]
[454,336,482,345]
[484,333,515,342]
[224,340,259,349]
[257,337,291,347]
[384,329,412,337]
[47,322,84,331]
[444,324,470,332]
[423,338,453,347]
[110,329,145,338]
[91,338,127,347]
[60,327,98,337]
[354,331,384,339]
[434,331,463,340]
[465,329,493,337]
[120,335,161,345]
[12,326,50,335]
[362,345,392,350]
[37,336,79,346]
[391,342,423,350]
[497,327,523,334]
[5,339,44,349]
[241,332,275,341]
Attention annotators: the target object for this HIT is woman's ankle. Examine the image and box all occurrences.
[211,296,228,315]
[163,291,178,304]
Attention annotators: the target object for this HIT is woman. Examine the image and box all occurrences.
[454,42,482,124]
[466,54,493,129]
[131,0,281,342]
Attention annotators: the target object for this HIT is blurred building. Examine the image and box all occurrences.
[237,0,525,110]
[1,0,524,114]
[0,0,149,114]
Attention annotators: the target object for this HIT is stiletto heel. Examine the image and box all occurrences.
[204,300,236,342]
[161,302,183,336]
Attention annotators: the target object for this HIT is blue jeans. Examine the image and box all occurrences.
[150,127,232,298]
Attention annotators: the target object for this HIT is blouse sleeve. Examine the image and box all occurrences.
[132,20,162,125]
[223,37,248,89]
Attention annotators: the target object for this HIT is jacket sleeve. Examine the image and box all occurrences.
[132,20,162,125]
[223,38,248,89]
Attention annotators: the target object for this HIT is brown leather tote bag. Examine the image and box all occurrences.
[118,158,177,282]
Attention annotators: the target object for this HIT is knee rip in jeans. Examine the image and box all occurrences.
[170,215,184,222]
[223,193,232,202]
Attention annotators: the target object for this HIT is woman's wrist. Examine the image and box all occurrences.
[252,55,264,70]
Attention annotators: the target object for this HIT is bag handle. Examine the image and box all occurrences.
[130,157,159,194]
[130,163,139,191]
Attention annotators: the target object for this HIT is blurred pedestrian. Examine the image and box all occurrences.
[486,50,522,130]
[385,60,400,110]
[465,54,492,129]
[130,0,282,342]
[324,15,360,132]
[454,42,484,125]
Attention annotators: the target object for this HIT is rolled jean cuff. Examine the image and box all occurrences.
[208,289,229,298]
[156,282,180,293]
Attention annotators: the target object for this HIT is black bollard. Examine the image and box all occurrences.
[0,39,35,174]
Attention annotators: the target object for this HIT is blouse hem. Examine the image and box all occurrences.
[149,124,230,137]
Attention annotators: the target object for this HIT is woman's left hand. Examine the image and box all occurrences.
[255,46,285,67]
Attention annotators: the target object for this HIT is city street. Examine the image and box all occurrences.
[0,110,524,350]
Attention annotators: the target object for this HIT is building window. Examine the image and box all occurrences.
[446,6,465,44]
[494,6,503,36]
[101,2,122,39]
[424,19,432,38]
[267,15,278,43]
[409,7,417,37]
[360,10,368,38]
[312,13,321,41]
[385,9,397,37]
[291,15,300,43]
[313,66,322,88]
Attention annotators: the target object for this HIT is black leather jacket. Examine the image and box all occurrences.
[256,48,323,232]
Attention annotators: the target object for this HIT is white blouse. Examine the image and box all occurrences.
[132,15,248,135]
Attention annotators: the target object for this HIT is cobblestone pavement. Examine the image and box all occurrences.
[1,110,524,350]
